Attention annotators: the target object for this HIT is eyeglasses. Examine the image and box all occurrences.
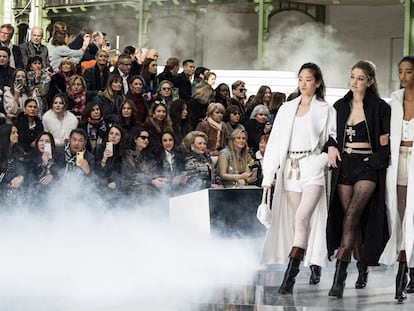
[238,88,247,92]
[231,112,241,115]
[162,87,171,91]
[138,136,149,140]
[120,63,132,66]
[0,31,11,36]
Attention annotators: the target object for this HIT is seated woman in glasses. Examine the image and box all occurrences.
[151,80,174,108]
[122,128,167,201]
[223,105,245,145]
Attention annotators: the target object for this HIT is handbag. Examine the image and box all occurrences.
[256,187,272,229]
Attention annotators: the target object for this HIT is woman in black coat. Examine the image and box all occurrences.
[326,60,390,298]
[13,98,44,152]
[94,123,126,197]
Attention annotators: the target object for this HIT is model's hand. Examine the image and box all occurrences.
[328,146,341,168]
[380,133,389,146]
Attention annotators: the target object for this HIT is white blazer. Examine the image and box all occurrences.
[259,95,336,267]
[380,88,414,267]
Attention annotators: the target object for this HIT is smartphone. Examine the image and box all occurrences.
[76,151,84,166]
[16,78,24,88]
[44,143,52,159]
[172,87,179,100]
[106,142,113,157]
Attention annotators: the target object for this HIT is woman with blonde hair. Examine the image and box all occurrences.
[217,128,256,188]
[196,102,227,159]
[66,74,87,116]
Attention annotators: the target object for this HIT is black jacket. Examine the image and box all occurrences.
[172,72,191,101]
[326,89,391,265]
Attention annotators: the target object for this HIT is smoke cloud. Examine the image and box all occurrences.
[0,178,260,310]
[265,13,355,89]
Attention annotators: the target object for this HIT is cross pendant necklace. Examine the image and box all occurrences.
[346,126,355,142]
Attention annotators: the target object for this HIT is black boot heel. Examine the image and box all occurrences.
[329,260,348,299]
[395,261,408,303]
[309,265,321,285]
[279,257,300,294]
[355,261,368,289]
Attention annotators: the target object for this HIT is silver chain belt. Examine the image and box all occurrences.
[287,150,312,180]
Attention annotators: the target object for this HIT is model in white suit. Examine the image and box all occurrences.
[260,63,336,295]
[379,56,414,302]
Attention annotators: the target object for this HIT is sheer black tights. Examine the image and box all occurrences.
[337,180,376,251]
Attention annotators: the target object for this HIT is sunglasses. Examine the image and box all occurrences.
[162,87,171,91]
[238,88,247,92]
[138,136,149,140]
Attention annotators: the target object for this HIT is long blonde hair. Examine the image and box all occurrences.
[227,128,249,173]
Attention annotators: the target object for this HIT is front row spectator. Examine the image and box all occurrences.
[217,128,257,188]
[59,128,94,178]
[0,124,25,202]
[42,93,78,147]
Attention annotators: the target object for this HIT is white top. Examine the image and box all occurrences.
[50,45,83,72]
[289,112,312,151]
[402,119,414,141]
[42,110,78,144]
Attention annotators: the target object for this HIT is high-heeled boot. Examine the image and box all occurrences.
[279,247,305,294]
[328,247,351,299]
[395,250,408,303]
[395,261,408,303]
[328,260,349,298]
[355,261,368,289]
[406,268,414,293]
[353,246,368,289]
[309,265,321,285]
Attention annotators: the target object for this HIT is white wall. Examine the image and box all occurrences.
[326,5,404,96]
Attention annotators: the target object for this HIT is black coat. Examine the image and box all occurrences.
[172,72,191,101]
[245,119,266,153]
[326,89,391,266]
[83,64,110,98]
[13,112,44,152]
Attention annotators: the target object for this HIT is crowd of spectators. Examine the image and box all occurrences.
[0,22,286,206]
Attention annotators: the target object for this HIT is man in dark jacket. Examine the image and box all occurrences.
[19,26,50,69]
[172,59,195,101]
[0,24,23,69]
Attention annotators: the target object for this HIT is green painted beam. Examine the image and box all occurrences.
[403,0,414,55]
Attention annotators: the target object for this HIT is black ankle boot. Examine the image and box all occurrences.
[407,268,414,293]
[279,257,301,294]
[355,261,368,289]
[329,260,348,298]
[309,265,321,285]
[395,261,408,303]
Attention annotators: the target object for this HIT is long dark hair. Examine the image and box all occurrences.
[169,99,191,135]
[140,58,157,86]
[105,123,126,157]
[33,131,57,157]
[297,62,326,101]
[0,124,24,168]
[80,101,103,125]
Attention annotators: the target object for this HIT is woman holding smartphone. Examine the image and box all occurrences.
[217,128,256,188]
[95,124,126,192]
[3,69,32,121]
[25,132,58,200]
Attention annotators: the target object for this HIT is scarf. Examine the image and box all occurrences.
[67,88,86,114]
[64,144,77,173]
[207,117,223,150]
[87,117,106,140]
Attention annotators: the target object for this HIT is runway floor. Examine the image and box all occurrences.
[190,262,413,311]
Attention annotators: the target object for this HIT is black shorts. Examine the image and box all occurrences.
[338,152,377,185]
